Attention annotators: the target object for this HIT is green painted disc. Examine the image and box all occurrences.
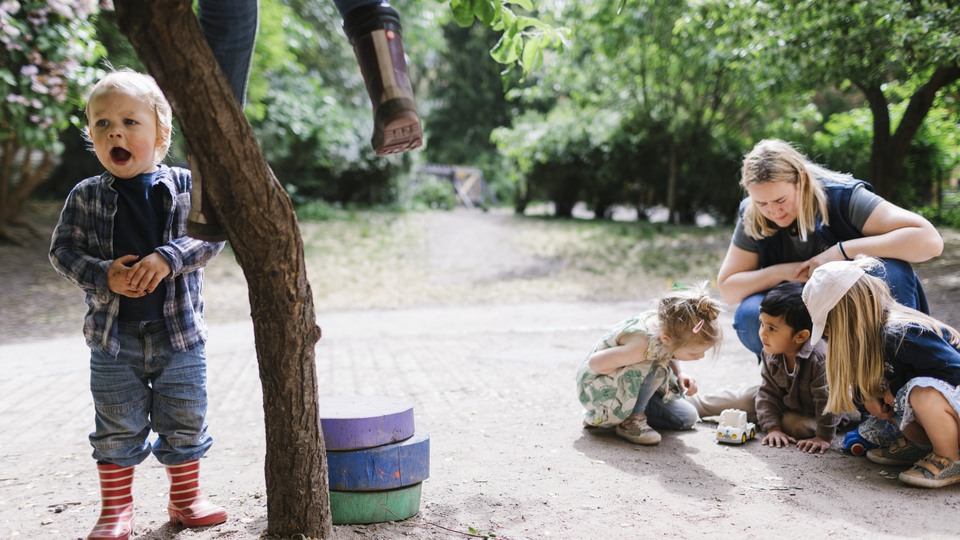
[330,483,422,525]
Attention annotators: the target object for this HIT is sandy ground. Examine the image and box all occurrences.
[2,205,960,539]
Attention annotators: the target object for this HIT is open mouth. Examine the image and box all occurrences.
[110,147,132,164]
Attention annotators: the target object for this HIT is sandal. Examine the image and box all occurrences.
[899,453,960,488]
[615,413,661,445]
[866,436,929,466]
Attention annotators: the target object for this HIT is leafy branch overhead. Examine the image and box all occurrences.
[446,0,568,75]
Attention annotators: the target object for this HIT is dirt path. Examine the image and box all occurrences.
[2,205,960,539]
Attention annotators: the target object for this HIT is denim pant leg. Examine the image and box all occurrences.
[733,292,765,356]
[875,258,929,314]
[631,365,668,416]
[144,326,213,466]
[198,0,259,107]
[89,324,155,466]
[645,394,700,430]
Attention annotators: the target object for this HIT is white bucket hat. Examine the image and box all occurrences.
[802,260,866,346]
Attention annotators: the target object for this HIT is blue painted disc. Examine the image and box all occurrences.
[328,431,429,491]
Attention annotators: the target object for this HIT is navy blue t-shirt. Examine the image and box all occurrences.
[113,170,168,321]
[884,323,960,394]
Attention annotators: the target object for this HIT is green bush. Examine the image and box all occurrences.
[410,181,457,210]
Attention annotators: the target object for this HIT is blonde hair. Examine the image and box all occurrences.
[655,282,724,353]
[740,139,851,241]
[823,259,960,414]
[84,68,173,164]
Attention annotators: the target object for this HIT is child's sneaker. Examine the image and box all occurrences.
[615,413,661,445]
[866,436,930,466]
[899,453,960,488]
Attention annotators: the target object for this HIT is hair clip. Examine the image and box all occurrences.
[692,319,705,334]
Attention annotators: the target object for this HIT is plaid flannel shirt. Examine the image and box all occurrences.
[49,165,224,358]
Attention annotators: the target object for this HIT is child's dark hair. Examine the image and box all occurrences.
[759,281,812,333]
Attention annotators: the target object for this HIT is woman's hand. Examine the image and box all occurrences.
[794,244,844,281]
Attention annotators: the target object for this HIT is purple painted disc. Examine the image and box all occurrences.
[319,395,415,450]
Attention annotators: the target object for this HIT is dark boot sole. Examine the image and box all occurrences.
[373,100,422,156]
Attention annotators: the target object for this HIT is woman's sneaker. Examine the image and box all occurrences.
[866,436,930,466]
[899,453,960,488]
[615,413,661,445]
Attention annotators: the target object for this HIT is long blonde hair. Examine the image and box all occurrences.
[823,261,960,414]
[656,282,724,354]
[740,139,850,242]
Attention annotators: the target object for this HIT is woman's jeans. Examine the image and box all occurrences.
[89,321,212,467]
[198,0,259,106]
[630,364,698,430]
[734,257,929,355]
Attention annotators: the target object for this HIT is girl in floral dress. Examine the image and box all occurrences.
[578,284,723,445]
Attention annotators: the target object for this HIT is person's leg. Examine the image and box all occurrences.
[875,258,930,314]
[898,384,960,488]
[631,364,668,416]
[87,323,154,539]
[781,411,817,439]
[189,0,259,242]
[905,386,959,461]
[339,1,423,155]
[645,393,700,431]
[732,292,765,356]
[686,384,759,422]
[146,322,226,527]
[615,365,668,444]
[197,0,259,107]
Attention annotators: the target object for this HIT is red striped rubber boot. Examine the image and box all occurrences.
[166,459,228,527]
[87,463,135,540]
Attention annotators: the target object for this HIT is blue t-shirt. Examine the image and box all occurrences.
[113,169,167,321]
[883,323,960,394]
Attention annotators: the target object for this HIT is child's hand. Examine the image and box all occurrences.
[128,253,172,295]
[108,254,143,298]
[796,436,831,454]
[761,429,796,448]
[676,373,698,396]
[864,397,894,420]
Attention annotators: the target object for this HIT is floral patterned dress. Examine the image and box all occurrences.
[577,310,681,428]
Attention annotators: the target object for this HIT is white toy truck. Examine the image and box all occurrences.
[716,408,756,445]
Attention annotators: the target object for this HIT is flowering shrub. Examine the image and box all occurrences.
[1,0,102,150]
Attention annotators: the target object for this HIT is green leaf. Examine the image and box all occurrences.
[520,37,540,70]
[451,0,476,27]
[473,0,497,26]
[505,0,534,11]
[491,33,521,64]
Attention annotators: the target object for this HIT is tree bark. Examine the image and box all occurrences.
[113,1,331,536]
[858,66,960,200]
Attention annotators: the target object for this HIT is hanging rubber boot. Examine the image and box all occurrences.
[343,2,423,156]
[87,463,135,540]
[186,157,228,242]
[166,459,228,527]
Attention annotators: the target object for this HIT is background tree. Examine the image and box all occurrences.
[761,0,960,200]
[0,0,101,243]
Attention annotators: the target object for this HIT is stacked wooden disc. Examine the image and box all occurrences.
[320,395,430,525]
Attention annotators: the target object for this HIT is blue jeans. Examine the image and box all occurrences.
[198,0,259,107]
[733,257,929,355]
[630,364,699,430]
[89,321,212,467]
[198,0,383,107]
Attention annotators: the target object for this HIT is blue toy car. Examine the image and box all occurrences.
[841,428,879,456]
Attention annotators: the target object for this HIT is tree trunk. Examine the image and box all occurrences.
[859,66,960,201]
[113,1,331,537]
[666,140,678,224]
